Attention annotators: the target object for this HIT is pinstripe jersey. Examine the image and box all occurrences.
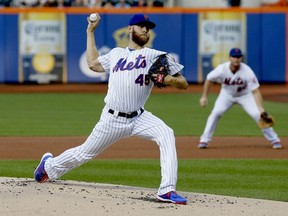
[98,47,184,112]
[44,47,184,196]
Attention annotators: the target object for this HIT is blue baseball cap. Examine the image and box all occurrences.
[129,13,156,29]
[229,48,243,57]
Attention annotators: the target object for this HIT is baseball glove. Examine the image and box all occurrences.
[148,54,169,88]
[258,112,275,129]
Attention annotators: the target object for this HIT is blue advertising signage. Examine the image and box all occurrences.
[0,9,287,84]
[67,13,184,83]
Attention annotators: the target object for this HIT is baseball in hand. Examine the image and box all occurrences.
[89,13,98,22]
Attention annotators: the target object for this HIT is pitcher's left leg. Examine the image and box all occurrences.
[132,111,187,204]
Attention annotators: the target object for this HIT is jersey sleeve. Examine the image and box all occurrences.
[97,50,112,73]
[166,53,184,76]
[247,67,260,91]
[206,64,224,82]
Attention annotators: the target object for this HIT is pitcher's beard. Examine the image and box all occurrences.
[132,31,149,47]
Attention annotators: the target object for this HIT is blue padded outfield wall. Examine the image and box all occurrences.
[0,8,287,84]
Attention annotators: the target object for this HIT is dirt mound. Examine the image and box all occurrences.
[1,177,287,216]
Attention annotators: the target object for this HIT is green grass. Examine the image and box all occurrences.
[0,93,104,136]
[1,159,288,202]
[0,92,287,202]
[0,93,287,136]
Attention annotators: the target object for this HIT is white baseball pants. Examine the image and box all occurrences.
[200,91,280,144]
[44,105,178,195]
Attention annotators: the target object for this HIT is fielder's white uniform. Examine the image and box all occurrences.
[44,47,184,196]
[200,62,281,145]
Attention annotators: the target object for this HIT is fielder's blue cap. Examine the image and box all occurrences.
[229,48,243,57]
[129,13,156,29]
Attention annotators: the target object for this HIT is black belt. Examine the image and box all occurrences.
[108,108,144,118]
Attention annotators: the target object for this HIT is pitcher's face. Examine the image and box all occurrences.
[130,25,150,47]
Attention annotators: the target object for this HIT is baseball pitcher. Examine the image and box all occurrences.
[34,13,188,204]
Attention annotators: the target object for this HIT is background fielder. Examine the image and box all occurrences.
[198,48,282,149]
[34,13,189,204]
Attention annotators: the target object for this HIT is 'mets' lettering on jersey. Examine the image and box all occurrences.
[224,77,244,85]
[113,54,147,72]
[224,77,247,92]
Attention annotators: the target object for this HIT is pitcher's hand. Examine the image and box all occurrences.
[87,13,101,32]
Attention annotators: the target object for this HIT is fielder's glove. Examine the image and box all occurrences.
[148,54,169,88]
[258,111,275,129]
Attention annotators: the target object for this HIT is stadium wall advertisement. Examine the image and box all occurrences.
[0,8,287,84]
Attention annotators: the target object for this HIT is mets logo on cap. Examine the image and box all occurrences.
[129,13,156,29]
[229,48,243,57]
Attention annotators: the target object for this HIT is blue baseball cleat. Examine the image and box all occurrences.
[34,152,53,183]
[157,191,187,204]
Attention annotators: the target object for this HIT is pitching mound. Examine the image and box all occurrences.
[1,177,287,216]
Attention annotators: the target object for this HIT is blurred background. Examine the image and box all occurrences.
[0,0,287,84]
